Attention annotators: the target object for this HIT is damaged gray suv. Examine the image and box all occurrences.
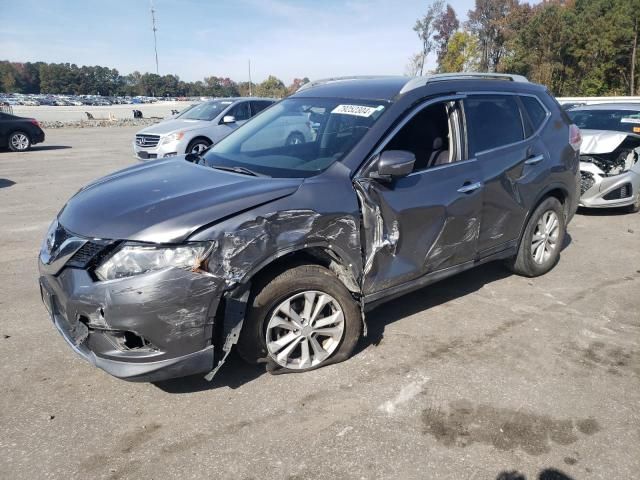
[38,74,580,382]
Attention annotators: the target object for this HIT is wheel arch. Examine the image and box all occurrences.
[518,183,569,244]
[185,135,212,152]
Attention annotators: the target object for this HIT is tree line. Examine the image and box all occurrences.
[411,0,640,96]
[0,61,309,98]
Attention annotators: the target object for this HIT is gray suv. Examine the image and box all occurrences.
[133,97,275,160]
[39,74,580,382]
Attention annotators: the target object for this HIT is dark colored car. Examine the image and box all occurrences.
[38,74,580,382]
[1,112,45,151]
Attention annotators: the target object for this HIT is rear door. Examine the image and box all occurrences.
[356,96,484,295]
[463,94,550,257]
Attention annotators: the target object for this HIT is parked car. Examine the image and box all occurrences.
[567,103,640,212]
[38,74,579,382]
[1,112,45,151]
[132,97,275,160]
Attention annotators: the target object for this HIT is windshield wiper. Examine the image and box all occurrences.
[211,164,263,177]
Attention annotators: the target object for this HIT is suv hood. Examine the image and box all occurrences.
[137,119,212,135]
[59,159,303,243]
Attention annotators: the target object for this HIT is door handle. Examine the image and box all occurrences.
[457,181,482,194]
[525,154,544,165]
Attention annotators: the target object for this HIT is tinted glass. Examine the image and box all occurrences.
[180,100,234,121]
[567,109,640,133]
[520,96,547,130]
[203,98,387,178]
[251,101,273,116]
[229,101,251,121]
[464,96,524,156]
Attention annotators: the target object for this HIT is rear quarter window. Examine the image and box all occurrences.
[464,95,524,156]
[520,95,548,131]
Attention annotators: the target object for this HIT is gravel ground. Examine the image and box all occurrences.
[0,127,639,480]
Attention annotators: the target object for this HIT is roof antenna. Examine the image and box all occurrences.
[150,0,159,75]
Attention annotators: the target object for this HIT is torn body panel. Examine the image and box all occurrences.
[354,160,482,296]
[578,129,640,208]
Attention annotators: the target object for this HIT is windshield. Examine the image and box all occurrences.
[202,97,387,178]
[180,100,234,121]
[568,109,640,133]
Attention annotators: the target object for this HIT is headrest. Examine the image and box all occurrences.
[432,137,443,150]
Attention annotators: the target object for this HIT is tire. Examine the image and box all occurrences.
[624,194,640,213]
[505,197,565,277]
[186,138,211,155]
[8,131,31,152]
[237,264,362,372]
[285,132,305,146]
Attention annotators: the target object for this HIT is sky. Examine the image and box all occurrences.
[0,0,478,84]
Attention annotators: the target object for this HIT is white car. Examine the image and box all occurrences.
[133,98,275,160]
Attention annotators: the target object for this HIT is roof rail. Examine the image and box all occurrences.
[297,75,397,92]
[399,72,529,95]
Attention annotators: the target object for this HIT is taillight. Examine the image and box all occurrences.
[30,119,40,127]
[569,124,581,151]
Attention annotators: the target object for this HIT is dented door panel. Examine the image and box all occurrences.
[355,159,483,295]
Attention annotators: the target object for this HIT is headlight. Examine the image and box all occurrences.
[160,132,185,145]
[95,242,212,281]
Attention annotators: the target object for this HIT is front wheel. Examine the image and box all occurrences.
[505,197,566,277]
[237,264,362,372]
[8,131,31,152]
[186,138,211,155]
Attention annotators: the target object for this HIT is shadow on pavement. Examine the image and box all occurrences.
[29,145,72,151]
[497,469,575,480]
[0,179,16,188]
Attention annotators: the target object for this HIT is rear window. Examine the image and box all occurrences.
[520,96,548,130]
[464,95,524,156]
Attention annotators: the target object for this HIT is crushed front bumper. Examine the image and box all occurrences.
[38,254,223,382]
[579,166,640,209]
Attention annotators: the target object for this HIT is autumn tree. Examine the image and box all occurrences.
[440,31,481,72]
[413,0,445,75]
[434,4,460,72]
[256,75,287,98]
[466,0,518,72]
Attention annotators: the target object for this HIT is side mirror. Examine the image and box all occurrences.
[371,150,415,181]
[222,115,236,124]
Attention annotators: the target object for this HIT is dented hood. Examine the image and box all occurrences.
[580,129,640,154]
[59,159,302,243]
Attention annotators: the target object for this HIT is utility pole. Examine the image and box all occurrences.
[248,59,252,96]
[151,0,159,75]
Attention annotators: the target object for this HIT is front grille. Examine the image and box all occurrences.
[66,241,105,268]
[580,171,595,195]
[603,183,632,201]
[135,134,160,148]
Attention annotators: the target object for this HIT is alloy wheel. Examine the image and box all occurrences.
[531,210,559,264]
[190,143,208,154]
[10,133,29,151]
[265,290,345,369]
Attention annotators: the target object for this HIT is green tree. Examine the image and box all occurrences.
[256,75,287,98]
[440,31,481,72]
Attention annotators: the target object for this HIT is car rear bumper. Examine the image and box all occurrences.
[33,129,45,145]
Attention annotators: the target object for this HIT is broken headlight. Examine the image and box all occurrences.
[95,242,212,281]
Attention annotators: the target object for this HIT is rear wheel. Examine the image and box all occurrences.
[186,138,211,155]
[505,197,565,277]
[8,131,31,152]
[237,264,362,372]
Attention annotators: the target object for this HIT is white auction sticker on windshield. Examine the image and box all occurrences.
[621,117,640,124]
[332,104,383,117]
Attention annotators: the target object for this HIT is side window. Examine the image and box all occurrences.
[229,102,251,121]
[464,95,524,157]
[250,101,273,116]
[383,101,459,172]
[520,95,547,131]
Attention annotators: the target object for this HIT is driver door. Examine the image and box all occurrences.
[356,97,484,296]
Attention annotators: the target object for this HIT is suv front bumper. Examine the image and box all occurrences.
[38,257,223,382]
[132,138,186,161]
